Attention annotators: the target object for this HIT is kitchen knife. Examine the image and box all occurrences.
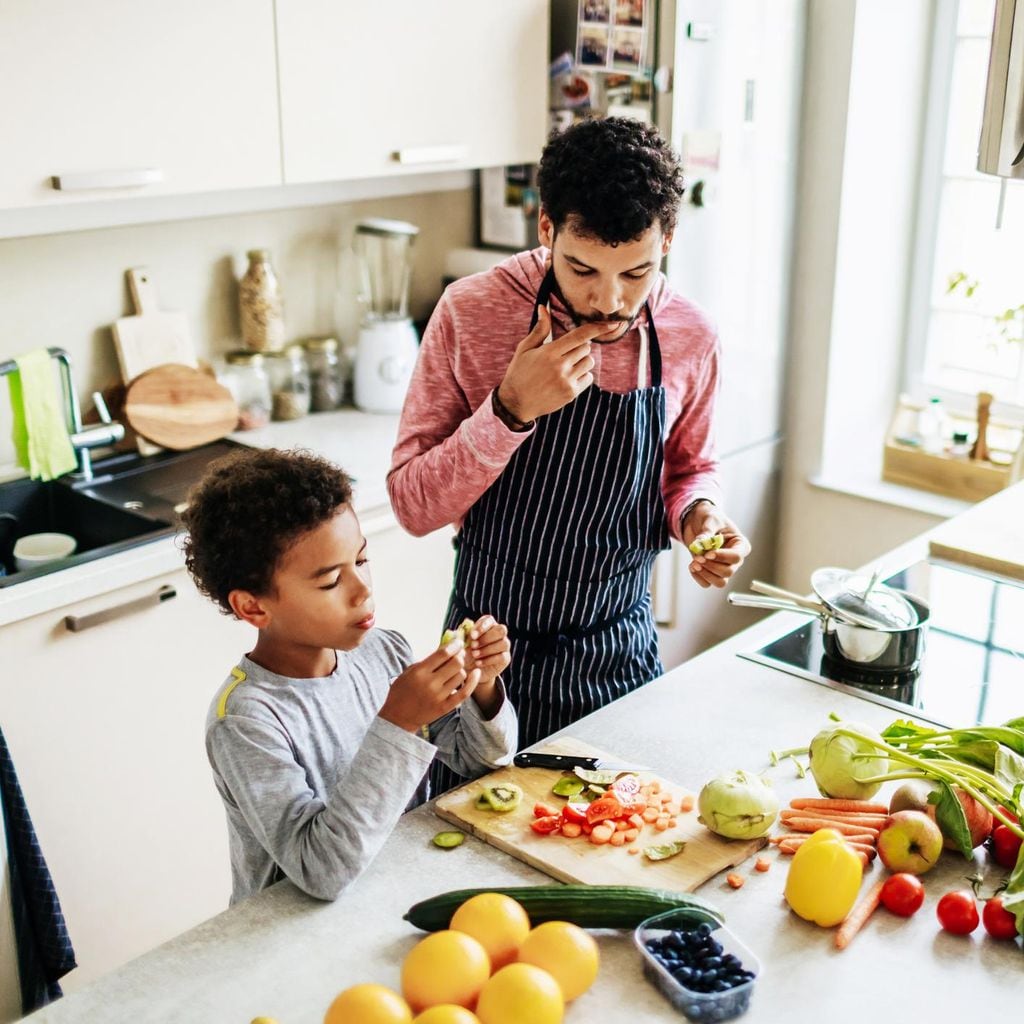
[513,752,650,772]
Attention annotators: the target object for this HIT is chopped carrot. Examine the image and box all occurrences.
[835,879,885,950]
[754,857,772,872]
[590,823,614,844]
[655,817,671,832]
[648,780,661,794]
[610,831,627,847]
[624,828,640,842]
[668,817,678,828]
[628,813,646,830]
[680,795,695,813]
[783,817,880,839]
[628,846,641,855]
[615,819,631,832]
[561,822,582,838]
[660,791,674,805]
[779,838,876,858]
[726,873,745,889]
[774,832,877,847]
[642,807,661,823]
[780,809,890,829]
[789,798,889,814]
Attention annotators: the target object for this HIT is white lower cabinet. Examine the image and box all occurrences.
[0,566,251,991]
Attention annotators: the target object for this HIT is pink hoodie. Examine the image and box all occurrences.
[387,248,722,540]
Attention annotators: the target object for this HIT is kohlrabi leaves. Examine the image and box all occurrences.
[928,781,973,859]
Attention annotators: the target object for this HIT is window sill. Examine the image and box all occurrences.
[809,470,971,520]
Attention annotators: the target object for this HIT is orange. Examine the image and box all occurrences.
[401,930,491,1013]
[323,983,412,1024]
[412,1007,481,1024]
[449,893,531,970]
[475,963,564,1024]
[516,921,599,1001]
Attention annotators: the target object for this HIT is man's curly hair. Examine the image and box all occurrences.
[538,117,685,244]
[182,448,352,615]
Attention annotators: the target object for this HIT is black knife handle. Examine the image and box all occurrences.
[513,752,596,770]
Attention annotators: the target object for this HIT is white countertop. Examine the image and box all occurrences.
[0,410,401,627]
[23,598,1022,1023]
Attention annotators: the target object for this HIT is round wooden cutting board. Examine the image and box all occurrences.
[124,363,238,450]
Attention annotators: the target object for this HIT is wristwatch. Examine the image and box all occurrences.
[492,389,534,433]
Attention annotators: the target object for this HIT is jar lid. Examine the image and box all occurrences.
[225,350,266,366]
[246,248,271,260]
[301,336,339,353]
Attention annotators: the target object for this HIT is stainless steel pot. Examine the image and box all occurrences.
[728,589,930,672]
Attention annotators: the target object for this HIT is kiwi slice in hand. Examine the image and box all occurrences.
[481,781,523,812]
[688,533,725,556]
[439,617,476,650]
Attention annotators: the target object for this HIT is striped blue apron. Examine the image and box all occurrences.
[428,267,670,796]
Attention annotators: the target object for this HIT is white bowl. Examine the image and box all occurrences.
[13,532,77,571]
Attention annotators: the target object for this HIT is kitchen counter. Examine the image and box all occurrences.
[23,505,1024,1023]
[0,410,401,627]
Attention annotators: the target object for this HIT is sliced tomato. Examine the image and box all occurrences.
[561,802,590,825]
[586,795,626,825]
[533,802,558,819]
[530,814,562,835]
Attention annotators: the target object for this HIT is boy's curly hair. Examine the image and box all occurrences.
[538,116,685,244]
[182,447,352,615]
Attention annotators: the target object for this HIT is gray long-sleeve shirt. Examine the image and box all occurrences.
[205,628,517,904]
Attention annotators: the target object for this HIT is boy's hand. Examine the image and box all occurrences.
[465,615,510,720]
[378,641,481,733]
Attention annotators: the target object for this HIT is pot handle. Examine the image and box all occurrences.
[727,593,821,617]
[750,580,826,613]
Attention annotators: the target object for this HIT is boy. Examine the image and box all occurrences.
[183,447,517,904]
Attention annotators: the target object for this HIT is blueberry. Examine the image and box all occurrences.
[703,956,722,969]
[706,938,723,956]
[714,979,731,992]
[697,922,713,938]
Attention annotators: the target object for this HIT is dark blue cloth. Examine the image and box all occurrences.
[0,725,76,1014]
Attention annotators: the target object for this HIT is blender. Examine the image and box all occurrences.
[352,217,420,413]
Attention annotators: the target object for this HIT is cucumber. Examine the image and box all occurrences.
[403,884,724,932]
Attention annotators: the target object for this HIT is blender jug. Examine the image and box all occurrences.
[352,218,421,413]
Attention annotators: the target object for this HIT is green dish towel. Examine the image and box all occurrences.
[7,350,77,482]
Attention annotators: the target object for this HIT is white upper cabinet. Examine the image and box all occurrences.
[0,0,281,209]
[275,0,549,184]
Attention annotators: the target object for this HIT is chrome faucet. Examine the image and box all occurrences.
[0,346,125,481]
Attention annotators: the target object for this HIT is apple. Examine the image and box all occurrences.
[889,780,992,850]
[877,810,944,875]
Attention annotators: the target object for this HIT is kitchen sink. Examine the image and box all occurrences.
[0,438,243,588]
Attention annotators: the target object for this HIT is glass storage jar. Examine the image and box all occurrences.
[303,336,346,412]
[239,248,285,352]
[221,350,272,430]
[264,344,311,421]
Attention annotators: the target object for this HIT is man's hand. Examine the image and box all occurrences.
[378,642,480,733]
[497,306,617,423]
[681,501,751,589]
[464,615,510,719]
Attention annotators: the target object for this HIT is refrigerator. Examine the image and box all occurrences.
[551,0,806,665]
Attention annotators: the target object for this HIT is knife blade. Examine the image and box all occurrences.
[512,752,650,772]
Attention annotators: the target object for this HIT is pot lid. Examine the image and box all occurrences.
[810,567,919,629]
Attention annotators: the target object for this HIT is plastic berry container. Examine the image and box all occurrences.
[633,908,762,1022]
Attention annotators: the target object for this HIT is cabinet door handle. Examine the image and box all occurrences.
[391,145,467,166]
[50,167,164,191]
[64,584,176,633]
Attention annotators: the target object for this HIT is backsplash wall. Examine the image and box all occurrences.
[0,188,474,471]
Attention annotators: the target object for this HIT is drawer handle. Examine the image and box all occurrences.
[64,584,176,633]
[391,145,467,166]
[50,167,164,191]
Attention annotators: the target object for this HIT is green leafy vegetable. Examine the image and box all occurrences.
[928,781,973,859]
[644,841,687,861]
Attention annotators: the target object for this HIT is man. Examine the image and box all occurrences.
[388,117,751,788]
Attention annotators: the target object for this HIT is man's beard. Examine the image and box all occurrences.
[552,280,643,343]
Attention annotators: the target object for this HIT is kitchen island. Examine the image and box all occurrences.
[22,516,1023,1022]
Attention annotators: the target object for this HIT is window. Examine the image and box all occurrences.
[906,0,1024,417]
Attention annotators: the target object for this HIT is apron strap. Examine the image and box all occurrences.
[530,266,662,388]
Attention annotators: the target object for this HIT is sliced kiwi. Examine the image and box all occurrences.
[439,617,476,650]
[474,792,492,811]
[432,830,466,849]
[688,533,725,555]
[551,776,586,798]
[481,782,523,813]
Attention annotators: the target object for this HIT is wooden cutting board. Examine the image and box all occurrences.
[124,364,238,451]
[928,480,1024,582]
[435,737,766,891]
[113,267,199,455]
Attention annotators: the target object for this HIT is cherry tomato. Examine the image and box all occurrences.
[533,802,558,819]
[936,890,979,935]
[586,795,625,825]
[991,823,1023,869]
[560,802,589,825]
[880,873,925,917]
[981,897,1018,941]
[530,814,562,835]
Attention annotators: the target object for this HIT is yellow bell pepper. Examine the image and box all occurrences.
[784,828,863,927]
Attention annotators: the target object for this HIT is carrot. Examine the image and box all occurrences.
[561,822,582,838]
[780,808,890,827]
[778,838,876,858]
[610,831,627,847]
[624,828,640,842]
[628,846,641,855]
[642,807,661,824]
[835,879,886,950]
[774,831,877,847]
[754,857,772,872]
[615,819,630,832]
[590,823,614,844]
[680,795,695,813]
[628,813,646,830]
[726,873,745,889]
[789,798,889,814]
[783,817,880,839]
[655,817,671,832]
[668,817,678,828]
